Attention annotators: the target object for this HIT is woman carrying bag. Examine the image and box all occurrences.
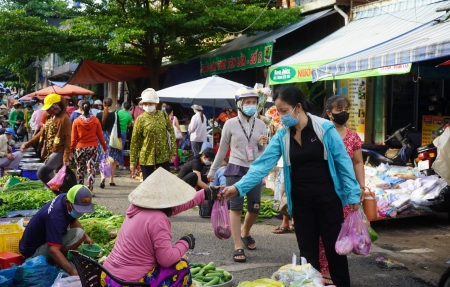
[96,98,122,188]
[130,88,176,180]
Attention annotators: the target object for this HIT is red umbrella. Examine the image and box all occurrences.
[437,60,450,67]
[21,84,94,101]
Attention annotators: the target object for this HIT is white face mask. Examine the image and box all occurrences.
[138,105,143,110]
[143,105,156,113]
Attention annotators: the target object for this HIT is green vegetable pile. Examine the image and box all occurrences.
[242,197,279,219]
[190,262,232,286]
[0,180,54,217]
[80,205,115,219]
[0,175,29,186]
[84,223,110,244]
[79,212,125,257]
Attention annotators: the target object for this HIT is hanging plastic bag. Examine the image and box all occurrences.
[109,113,122,150]
[335,213,354,255]
[432,127,450,185]
[350,211,372,256]
[211,197,231,240]
[100,156,112,177]
[51,272,82,287]
[359,207,379,243]
[173,123,182,140]
[47,166,67,191]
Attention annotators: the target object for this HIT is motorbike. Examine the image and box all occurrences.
[362,124,417,167]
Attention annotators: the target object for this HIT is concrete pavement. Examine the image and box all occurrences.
[92,170,448,287]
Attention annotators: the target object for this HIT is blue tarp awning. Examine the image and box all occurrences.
[312,19,450,82]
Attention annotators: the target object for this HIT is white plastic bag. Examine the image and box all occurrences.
[51,272,82,287]
[432,128,450,185]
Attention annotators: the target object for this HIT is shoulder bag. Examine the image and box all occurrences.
[109,113,122,149]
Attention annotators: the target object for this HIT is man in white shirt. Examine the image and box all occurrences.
[0,128,22,170]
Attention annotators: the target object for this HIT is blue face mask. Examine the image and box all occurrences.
[242,105,257,116]
[280,106,299,127]
[161,107,166,111]
[69,206,84,219]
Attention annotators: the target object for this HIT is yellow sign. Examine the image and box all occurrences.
[421,115,450,145]
[337,78,366,141]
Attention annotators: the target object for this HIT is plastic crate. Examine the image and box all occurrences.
[21,169,38,180]
[0,224,24,254]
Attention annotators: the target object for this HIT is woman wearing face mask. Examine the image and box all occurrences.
[188,105,207,156]
[177,147,216,189]
[221,86,360,287]
[96,97,122,188]
[207,87,268,263]
[21,93,72,184]
[130,88,176,180]
[318,95,365,285]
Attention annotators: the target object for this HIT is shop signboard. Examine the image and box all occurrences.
[200,43,273,76]
[269,63,411,84]
[421,115,450,145]
[336,78,367,141]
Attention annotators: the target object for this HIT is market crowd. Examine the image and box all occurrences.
[2,84,364,287]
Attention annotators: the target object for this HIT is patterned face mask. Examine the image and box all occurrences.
[47,104,61,116]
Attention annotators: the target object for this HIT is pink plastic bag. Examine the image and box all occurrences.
[211,198,231,240]
[47,166,66,191]
[99,156,112,177]
[335,210,372,256]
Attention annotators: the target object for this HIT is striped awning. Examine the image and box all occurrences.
[312,20,450,82]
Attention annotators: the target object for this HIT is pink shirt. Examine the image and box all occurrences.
[343,128,362,158]
[103,191,206,281]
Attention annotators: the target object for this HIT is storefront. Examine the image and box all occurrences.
[270,0,450,144]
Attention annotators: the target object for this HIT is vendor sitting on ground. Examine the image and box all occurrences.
[19,185,95,276]
[0,128,22,170]
[102,167,219,286]
[177,147,216,189]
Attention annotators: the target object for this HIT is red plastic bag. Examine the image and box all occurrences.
[211,197,231,240]
[47,166,66,191]
[335,210,372,256]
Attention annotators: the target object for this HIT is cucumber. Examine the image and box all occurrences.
[204,277,220,286]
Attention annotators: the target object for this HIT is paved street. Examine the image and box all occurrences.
[92,170,450,287]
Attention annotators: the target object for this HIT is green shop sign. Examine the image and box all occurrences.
[200,43,273,76]
[269,60,412,84]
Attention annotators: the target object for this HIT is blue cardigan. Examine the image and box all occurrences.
[234,113,361,215]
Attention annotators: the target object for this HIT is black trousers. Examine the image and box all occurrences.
[291,191,350,287]
[141,161,170,180]
[181,172,198,188]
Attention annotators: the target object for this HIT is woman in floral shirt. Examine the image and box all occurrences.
[130,88,176,180]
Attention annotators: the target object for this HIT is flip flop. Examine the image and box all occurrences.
[322,277,334,286]
[290,225,295,232]
[272,226,293,234]
[241,236,256,250]
[233,249,246,262]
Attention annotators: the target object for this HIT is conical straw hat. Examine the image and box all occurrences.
[128,167,197,209]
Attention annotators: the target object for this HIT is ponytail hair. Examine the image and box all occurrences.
[102,97,113,127]
[82,101,91,117]
[199,110,204,123]
[322,95,350,120]
[273,85,315,113]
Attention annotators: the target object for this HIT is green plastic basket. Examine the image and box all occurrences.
[81,243,103,257]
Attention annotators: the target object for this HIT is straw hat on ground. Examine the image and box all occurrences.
[128,167,196,209]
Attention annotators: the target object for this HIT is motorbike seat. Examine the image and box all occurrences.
[417,143,436,153]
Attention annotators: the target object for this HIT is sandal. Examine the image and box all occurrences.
[322,277,334,286]
[233,249,246,262]
[290,225,295,232]
[241,236,256,250]
[100,179,105,189]
[272,226,293,234]
[110,183,116,186]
